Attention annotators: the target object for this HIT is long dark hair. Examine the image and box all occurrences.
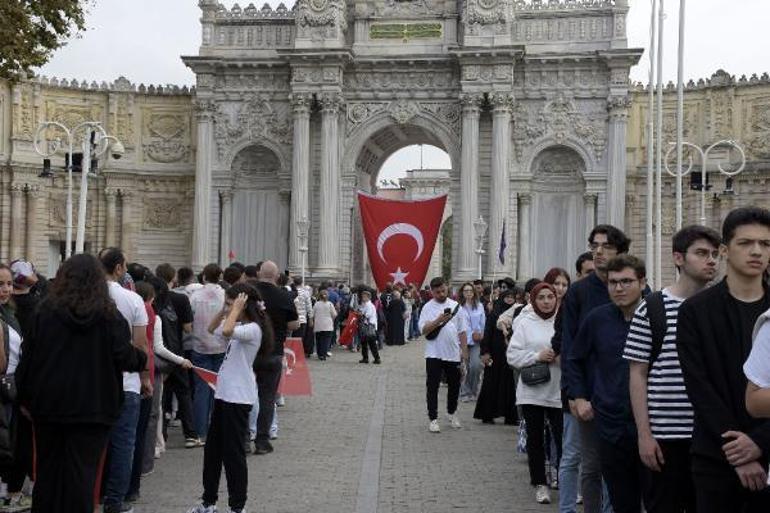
[226,283,275,357]
[458,281,479,308]
[48,254,117,319]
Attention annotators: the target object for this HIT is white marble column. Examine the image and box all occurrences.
[459,93,483,276]
[317,92,342,275]
[9,184,23,260]
[517,193,532,280]
[606,95,631,229]
[289,93,312,273]
[105,188,118,248]
[488,92,514,277]
[192,99,216,270]
[120,190,133,256]
[25,185,39,260]
[219,189,233,266]
[584,192,598,239]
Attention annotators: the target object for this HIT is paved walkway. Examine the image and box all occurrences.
[137,340,560,512]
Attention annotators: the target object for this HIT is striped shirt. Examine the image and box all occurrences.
[623,289,693,440]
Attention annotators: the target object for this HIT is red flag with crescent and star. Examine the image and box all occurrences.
[357,191,447,290]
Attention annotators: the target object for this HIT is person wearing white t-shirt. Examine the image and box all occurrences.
[99,248,150,513]
[746,308,770,418]
[187,283,273,513]
[418,277,468,433]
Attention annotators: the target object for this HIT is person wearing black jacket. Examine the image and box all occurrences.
[678,207,770,512]
[15,254,147,513]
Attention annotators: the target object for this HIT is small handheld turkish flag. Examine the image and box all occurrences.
[193,366,218,391]
[279,338,312,396]
[357,192,447,290]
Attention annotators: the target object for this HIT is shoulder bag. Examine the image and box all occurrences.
[520,361,551,386]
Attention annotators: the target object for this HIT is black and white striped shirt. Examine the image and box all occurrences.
[623,289,693,440]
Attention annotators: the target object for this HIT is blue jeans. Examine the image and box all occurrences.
[249,386,279,440]
[103,391,141,508]
[460,344,482,399]
[192,351,225,439]
[559,412,582,513]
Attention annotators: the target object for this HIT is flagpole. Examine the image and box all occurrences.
[655,0,665,291]
[675,0,686,231]
[646,0,657,287]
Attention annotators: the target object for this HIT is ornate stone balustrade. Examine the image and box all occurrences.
[630,70,770,92]
[514,0,618,11]
[214,2,295,20]
[31,75,194,95]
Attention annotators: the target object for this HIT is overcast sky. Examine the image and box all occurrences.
[37,0,770,181]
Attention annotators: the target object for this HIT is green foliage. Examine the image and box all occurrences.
[0,0,91,81]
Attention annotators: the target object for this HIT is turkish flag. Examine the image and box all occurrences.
[193,366,218,391]
[338,311,360,346]
[279,337,312,396]
[357,191,447,290]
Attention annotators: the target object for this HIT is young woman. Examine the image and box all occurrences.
[312,289,337,361]
[543,267,571,305]
[187,283,274,513]
[459,282,486,402]
[15,254,147,513]
[506,282,562,505]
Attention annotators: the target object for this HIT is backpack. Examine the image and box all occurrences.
[157,301,182,357]
[644,291,668,372]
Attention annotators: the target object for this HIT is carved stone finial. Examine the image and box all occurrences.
[289,92,313,114]
[460,93,484,113]
[319,92,344,113]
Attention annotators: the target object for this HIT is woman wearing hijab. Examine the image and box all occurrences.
[384,290,406,346]
[506,282,562,505]
[473,289,518,425]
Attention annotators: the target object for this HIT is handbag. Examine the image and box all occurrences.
[358,317,377,342]
[520,361,551,386]
[0,320,15,404]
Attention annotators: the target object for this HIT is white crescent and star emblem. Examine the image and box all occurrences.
[376,223,425,286]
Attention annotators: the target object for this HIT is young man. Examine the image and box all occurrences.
[569,255,647,513]
[575,252,595,281]
[623,225,720,513]
[418,277,469,433]
[678,206,770,511]
[556,224,630,513]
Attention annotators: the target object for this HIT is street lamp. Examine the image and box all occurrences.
[473,215,488,280]
[33,121,124,257]
[664,139,746,227]
[296,216,310,284]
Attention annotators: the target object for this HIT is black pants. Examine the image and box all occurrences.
[521,404,563,486]
[598,434,644,513]
[255,354,283,443]
[33,422,110,513]
[425,358,461,421]
[202,400,251,510]
[641,440,696,513]
[162,365,197,440]
[2,408,33,493]
[692,458,770,513]
[295,324,311,356]
[315,331,333,359]
[126,396,152,498]
[360,335,380,362]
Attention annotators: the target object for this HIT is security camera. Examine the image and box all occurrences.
[111,141,125,160]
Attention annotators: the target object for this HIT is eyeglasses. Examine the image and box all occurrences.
[608,278,638,289]
[589,242,617,252]
[688,249,720,260]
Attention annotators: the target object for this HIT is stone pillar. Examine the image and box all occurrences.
[459,93,483,277]
[584,192,598,239]
[192,99,216,270]
[105,188,118,248]
[487,93,514,277]
[517,193,532,280]
[25,185,39,260]
[219,189,233,266]
[9,184,24,260]
[606,95,631,228]
[289,93,312,273]
[120,190,133,256]
[317,92,342,275]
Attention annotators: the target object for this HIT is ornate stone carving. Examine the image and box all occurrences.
[746,102,770,159]
[289,92,313,113]
[460,93,484,113]
[607,95,631,120]
[490,92,515,113]
[374,0,436,16]
[345,102,388,134]
[214,95,292,159]
[295,0,346,40]
[421,102,462,135]
[343,70,458,91]
[142,110,192,163]
[463,0,514,35]
[388,100,419,125]
[143,200,183,230]
[110,94,135,149]
[11,85,35,141]
[42,100,105,145]
[49,198,95,228]
[193,99,217,121]
[318,92,344,113]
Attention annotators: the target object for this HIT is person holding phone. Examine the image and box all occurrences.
[418,277,469,433]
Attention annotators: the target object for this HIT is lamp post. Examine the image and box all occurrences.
[297,216,310,284]
[664,139,747,226]
[34,121,124,257]
[473,215,487,280]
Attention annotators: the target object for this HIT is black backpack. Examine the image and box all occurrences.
[644,291,668,372]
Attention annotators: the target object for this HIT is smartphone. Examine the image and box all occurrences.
[444,308,451,314]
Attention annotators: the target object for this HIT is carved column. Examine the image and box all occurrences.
[517,193,532,280]
[289,93,312,273]
[488,93,514,277]
[25,185,40,260]
[219,189,233,266]
[120,190,133,256]
[607,95,631,228]
[459,93,483,277]
[317,92,342,275]
[105,188,118,248]
[9,184,24,260]
[584,192,598,239]
[192,99,216,270]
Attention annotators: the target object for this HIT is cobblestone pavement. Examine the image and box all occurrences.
[137,340,559,513]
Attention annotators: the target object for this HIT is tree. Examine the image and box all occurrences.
[0,1,91,81]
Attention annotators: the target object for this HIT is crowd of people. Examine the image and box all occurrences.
[0,205,767,512]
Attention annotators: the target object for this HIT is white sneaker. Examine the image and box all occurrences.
[186,504,218,513]
[576,494,583,505]
[276,395,285,407]
[535,485,551,504]
[447,413,462,429]
[428,419,441,433]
